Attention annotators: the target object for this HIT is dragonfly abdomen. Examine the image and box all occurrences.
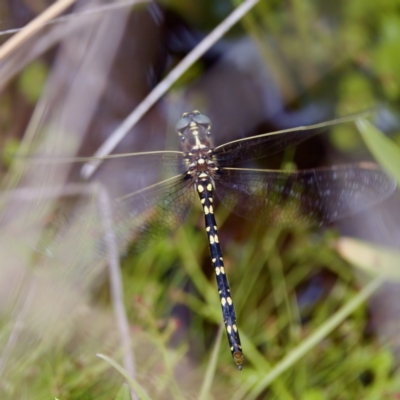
[196,179,244,370]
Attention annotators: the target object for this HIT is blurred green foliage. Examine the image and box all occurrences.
[17,60,48,104]
[1,138,20,167]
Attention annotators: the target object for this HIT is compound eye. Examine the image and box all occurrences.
[193,114,211,126]
[175,117,190,132]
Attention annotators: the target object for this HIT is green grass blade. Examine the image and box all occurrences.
[249,276,385,398]
[115,384,133,400]
[97,353,153,400]
[198,324,223,400]
[336,237,400,280]
[238,332,295,400]
[356,118,400,183]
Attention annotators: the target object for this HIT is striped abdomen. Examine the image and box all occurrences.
[196,179,244,369]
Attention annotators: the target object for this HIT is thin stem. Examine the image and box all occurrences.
[0,0,77,61]
[98,185,137,400]
[81,0,259,178]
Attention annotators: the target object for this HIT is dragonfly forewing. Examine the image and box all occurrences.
[213,111,372,166]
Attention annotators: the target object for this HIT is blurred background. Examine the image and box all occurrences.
[0,0,399,399]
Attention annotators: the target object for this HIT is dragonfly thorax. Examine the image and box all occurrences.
[177,111,218,183]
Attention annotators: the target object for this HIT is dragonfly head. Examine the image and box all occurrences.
[175,110,213,152]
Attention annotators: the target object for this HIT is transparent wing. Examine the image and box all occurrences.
[76,151,186,179]
[31,174,195,260]
[215,163,396,225]
[112,173,195,249]
[89,151,188,200]
[28,150,186,181]
[27,150,185,168]
[213,112,370,167]
[26,150,188,200]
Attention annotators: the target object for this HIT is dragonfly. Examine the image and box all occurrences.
[49,110,395,370]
